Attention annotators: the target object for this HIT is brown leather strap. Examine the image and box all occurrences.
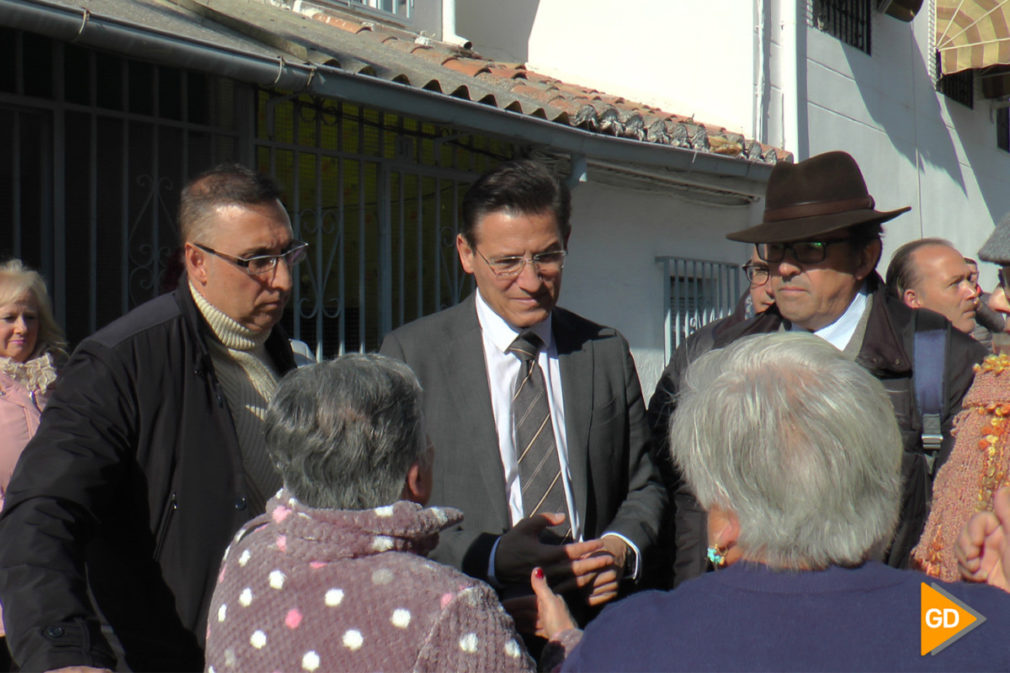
[764,195,875,222]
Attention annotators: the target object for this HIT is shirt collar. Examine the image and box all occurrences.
[805,285,869,351]
[474,288,553,354]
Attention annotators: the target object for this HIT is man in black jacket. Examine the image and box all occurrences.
[649,151,986,586]
[0,165,303,672]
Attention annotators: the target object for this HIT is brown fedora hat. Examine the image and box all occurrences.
[727,151,910,243]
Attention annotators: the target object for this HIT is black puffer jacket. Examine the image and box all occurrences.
[648,273,986,586]
[0,284,295,672]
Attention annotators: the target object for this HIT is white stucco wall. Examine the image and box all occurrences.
[560,179,756,396]
[454,0,758,136]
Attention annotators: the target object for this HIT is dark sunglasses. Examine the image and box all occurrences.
[756,239,852,265]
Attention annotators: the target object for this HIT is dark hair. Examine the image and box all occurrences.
[178,164,285,244]
[885,237,954,297]
[460,159,571,246]
[844,221,885,269]
[265,354,426,510]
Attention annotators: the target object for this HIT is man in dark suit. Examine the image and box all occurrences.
[381,159,665,614]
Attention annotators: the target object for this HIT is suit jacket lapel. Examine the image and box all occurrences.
[441,296,510,528]
[555,310,592,528]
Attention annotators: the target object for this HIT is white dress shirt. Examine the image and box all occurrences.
[790,286,869,351]
[475,290,641,581]
[474,289,577,534]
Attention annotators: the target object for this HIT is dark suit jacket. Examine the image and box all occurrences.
[380,294,666,582]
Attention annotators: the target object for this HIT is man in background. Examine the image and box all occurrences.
[0,165,303,671]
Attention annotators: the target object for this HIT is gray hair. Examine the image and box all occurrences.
[265,353,426,510]
[670,332,902,570]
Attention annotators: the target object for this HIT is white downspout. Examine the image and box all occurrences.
[441,0,471,49]
[777,0,807,159]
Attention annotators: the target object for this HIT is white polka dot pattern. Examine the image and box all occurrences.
[371,535,394,552]
[342,629,364,650]
[301,650,320,671]
[391,608,411,628]
[459,633,478,653]
[325,588,344,607]
[371,568,393,585]
[204,499,531,673]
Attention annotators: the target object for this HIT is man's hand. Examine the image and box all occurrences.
[494,513,604,586]
[575,535,628,607]
[957,486,1010,592]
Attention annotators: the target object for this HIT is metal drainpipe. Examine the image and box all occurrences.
[441,0,472,49]
[777,0,808,159]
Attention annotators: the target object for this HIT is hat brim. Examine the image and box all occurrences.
[726,206,911,243]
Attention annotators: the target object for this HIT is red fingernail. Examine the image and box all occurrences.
[534,567,544,579]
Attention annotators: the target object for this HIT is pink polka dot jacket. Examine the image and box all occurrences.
[205,490,546,672]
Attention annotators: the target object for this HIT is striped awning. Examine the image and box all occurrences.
[937,0,1010,75]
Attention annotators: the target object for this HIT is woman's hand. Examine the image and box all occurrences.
[531,566,578,640]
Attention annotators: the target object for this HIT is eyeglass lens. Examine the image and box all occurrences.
[758,241,834,265]
[488,251,566,277]
[744,264,769,284]
[247,243,308,275]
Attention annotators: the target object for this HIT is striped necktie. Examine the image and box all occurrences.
[508,331,570,541]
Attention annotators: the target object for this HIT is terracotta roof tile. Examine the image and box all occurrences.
[442,57,491,78]
[236,0,787,165]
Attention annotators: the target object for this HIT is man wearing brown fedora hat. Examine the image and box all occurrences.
[649,151,985,586]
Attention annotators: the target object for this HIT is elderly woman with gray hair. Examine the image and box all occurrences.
[205,353,579,673]
[563,332,1010,672]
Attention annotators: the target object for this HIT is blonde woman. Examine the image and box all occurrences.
[0,259,65,508]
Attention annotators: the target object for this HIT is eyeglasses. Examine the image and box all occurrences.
[475,247,567,279]
[756,239,852,265]
[195,241,308,276]
[742,261,770,286]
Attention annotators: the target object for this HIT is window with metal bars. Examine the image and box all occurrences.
[812,0,872,54]
[657,257,744,357]
[935,53,975,108]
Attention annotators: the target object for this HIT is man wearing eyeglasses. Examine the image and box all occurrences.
[651,151,985,587]
[381,160,665,630]
[0,164,304,672]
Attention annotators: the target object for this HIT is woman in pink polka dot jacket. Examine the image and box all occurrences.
[205,353,582,673]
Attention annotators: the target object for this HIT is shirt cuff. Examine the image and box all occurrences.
[602,531,640,580]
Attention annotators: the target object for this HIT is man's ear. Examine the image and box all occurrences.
[457,233,476,275]
[184,242,209,285]
[854,239,882,282]
[903,288,921,309]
